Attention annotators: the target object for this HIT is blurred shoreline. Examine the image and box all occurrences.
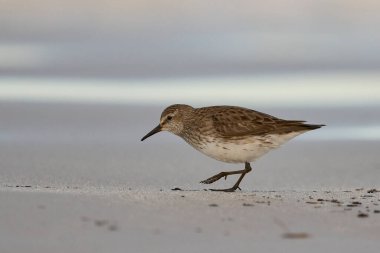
[1,71,380,107]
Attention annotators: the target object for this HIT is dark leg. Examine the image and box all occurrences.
[200,163,252,192]
[200,169,247,184]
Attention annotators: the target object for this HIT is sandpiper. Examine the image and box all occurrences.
[141,104,324,192]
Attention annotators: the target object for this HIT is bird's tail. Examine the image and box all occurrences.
[302,124,325,130]
[281,121,325,133]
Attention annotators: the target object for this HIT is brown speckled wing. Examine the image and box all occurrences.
[199,106,316,138]
[207,106,279,137]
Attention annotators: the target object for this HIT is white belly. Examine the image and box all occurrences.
[189,132,304,163]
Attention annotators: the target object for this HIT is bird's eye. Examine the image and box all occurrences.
[167,116,173,121]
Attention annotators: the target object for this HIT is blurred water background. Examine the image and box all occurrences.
[0,0,380,189]
[1,0,380,138]
[1,0,380,77]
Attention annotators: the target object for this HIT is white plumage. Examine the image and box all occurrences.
[193,132,305,163]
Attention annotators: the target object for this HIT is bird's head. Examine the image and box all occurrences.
[141,104,193,141]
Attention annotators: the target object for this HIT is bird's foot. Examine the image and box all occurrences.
[200,172,228,184]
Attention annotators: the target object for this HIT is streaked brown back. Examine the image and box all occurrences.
[194,106,323,138]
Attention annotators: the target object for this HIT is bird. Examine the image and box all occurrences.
[141,104,324,192]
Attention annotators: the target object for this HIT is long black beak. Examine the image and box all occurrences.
[141,125,162,141]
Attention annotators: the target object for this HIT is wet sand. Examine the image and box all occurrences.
[1,187,379,253]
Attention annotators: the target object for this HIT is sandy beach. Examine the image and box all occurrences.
[1,187,379,253]
[1,102,380,252]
